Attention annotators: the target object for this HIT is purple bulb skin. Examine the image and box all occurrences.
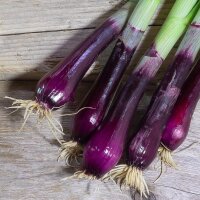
[83,121,124,177]
[162,59,200,151]
[81,69,149,176]
[36,75,74,110]
[127,49,196,170]
[73,107,104,144]
[161,118,190,151]
[72,37,142,144]
[35,18,124,110]
[81,44,163,175]
[128,125,161,170]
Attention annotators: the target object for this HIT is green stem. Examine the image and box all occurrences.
[154,0,200,59]
[122,0,160,50]
[176,8,200,61]
[128,0,160,31]
[193,7,200,23]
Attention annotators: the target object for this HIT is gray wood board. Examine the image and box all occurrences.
[0,81,200,200]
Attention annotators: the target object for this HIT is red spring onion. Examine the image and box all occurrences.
[160,57,200,167]
[59,0,160,165]
[100,0,199,197]
[72,0,199,190]
[5,2,133,142]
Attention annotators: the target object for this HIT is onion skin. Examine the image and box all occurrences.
[161,58,200,151]
[83,48,163,176]
[128,19,200,169]
[59,0,161,166]
[83,121,125,176]
[73,29,143,144]
[34,5,131,110]
[128,53,195,169]
[99,3,200,196]
[83,17,200,175]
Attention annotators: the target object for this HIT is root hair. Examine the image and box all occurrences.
[102,164,149,198]
[158,145,177,168]
[58,140,83,166]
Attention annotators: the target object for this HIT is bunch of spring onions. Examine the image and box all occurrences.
[157,8,200,168]
[160,61,200,167]
[65,0,199,197]
[104,1,200,197]
[5,0,200,198]
[59,0,161,166]
[5,0,134,143]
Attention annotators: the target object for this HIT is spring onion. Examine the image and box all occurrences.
[59,0,161,166]
[100,0,199,197]
[160,57,200,167]
[5,1,134,143]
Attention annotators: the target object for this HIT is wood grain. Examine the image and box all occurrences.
[0,0,175,81]
[1,0,199,199]
[0,0,173,35]
[0,81,200,200]
[0,26,177,81]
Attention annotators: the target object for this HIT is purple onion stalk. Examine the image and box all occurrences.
[5,2,133,143]
[59,0,160,166]
[103,3,200,197]
[79,1,200,197]
[158,10,200,167]
[71,0,198,191]
[160,57,200,167]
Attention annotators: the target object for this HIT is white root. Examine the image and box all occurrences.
[154,146,177,183]
[52,117,64,132]
[5,96,64,143]
[19,107,33,132]
[58,140,83,166]
[102,165,149,198]
[61,170,97,181]
[5,97,96,144]
[73,170,97,180]
[158,145,177,168]
[153,160,165,183]
[59,106,96,117]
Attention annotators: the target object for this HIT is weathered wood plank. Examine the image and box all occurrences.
[0,0,196,199]
[0,81,200,200]
[0,26,177,81]
[0,0,175,81]
[0,0,174,35]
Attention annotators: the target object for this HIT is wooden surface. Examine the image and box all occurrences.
[0,0,175,81]
[0,0,200,200]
